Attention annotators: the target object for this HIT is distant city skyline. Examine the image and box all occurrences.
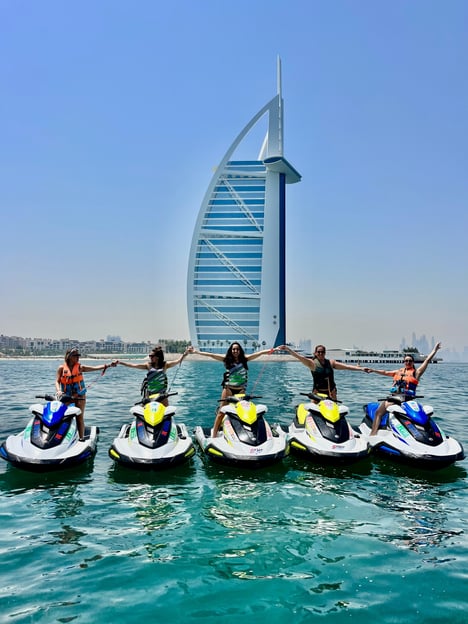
[1,332,467,363]
[296,333,468,363]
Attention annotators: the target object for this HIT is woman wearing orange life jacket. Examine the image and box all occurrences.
[367,341,442,436]
[55,348,117,440]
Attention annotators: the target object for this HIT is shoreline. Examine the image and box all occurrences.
[0,353,450,363]
[0,353,295,362]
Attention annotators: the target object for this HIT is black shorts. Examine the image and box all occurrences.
[224,385,246,395]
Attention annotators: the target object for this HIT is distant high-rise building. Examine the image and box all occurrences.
[299,339,312,354]
[106,335,122,343]
[186,59,301,352]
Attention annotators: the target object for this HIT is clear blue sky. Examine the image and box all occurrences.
[1,0,467,352]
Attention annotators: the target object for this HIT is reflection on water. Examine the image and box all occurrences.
[107,461,200,560]
[112,478,204,562]
[230,568,316,581]
[48,484,85,519]
[370,474,465,553]
[375,457,467,484]
[107,460,197,486]
[288,456,373,480]
[48,524,87,553]
[208,479,276,533]
[0,463,93,495]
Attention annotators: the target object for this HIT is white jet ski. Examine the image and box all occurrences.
[287,392,369,464]
[360,393,464,470]
[109,392,195,470]
[0,394,98,472]
[194,394,289,469]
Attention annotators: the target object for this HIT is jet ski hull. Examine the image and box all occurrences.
[0,426,98,473]
[194,425,289,469]
[285,396,369,465]
[109,422,195,470]
[360,401,465,470]
[287,423,369,464]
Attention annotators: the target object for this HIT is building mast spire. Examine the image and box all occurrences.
[277,55,282,97]
[276,55,283,156]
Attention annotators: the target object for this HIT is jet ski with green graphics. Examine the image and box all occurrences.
[0,394,98,472]
[194,393,289,469]
[360,387,465,470]
[109,391,195,470]
[286,392,369,464]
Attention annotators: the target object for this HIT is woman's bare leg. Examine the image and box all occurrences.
[370,401,388,435]
[212,387,232,437]
[74,398,86,439]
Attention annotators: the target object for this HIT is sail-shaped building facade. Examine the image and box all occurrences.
[187,62,300,352]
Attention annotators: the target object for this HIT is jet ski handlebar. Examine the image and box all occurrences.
[138,391,178,406]
[36,394,75,404]
[300,391,341,404]
[218,394,262,403]
[380,393,424,403]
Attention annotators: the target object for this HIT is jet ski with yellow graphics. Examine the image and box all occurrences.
[286,392,369,464]
[360,387,465,470]
[194,394,289,468]
[0,394,98,472]
[109,391,195,470]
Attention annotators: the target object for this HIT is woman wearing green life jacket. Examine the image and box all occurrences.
[117,345,192,405]
[192,342,273,437]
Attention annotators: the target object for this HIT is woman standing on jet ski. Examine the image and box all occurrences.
[56,348,117,440]
[117,346,192,405]
[367,341,442,435]
[192,342,273,437]
[278,344,370,400]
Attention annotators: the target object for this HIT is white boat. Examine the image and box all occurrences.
[325,349,441,365]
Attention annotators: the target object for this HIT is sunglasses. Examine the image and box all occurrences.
[404,359,413,363]
[316,350,325,354]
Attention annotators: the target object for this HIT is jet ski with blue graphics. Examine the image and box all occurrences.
[194,394,289,469]
[109,392,195,470]
[286,392,369,464]
[360,388,465,470]
[0,394,98,472]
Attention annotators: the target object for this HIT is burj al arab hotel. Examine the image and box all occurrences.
[187,60,301,352]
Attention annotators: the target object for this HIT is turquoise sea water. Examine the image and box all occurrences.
[0,359,467,623]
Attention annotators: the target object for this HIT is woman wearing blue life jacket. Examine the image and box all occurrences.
[55,347,117,440]
[278,344,370,400]
[192,342,273,437]
[367,342,442,436]
[117,345,192,405]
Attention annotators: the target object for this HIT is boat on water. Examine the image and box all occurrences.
[314,349,441,365]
